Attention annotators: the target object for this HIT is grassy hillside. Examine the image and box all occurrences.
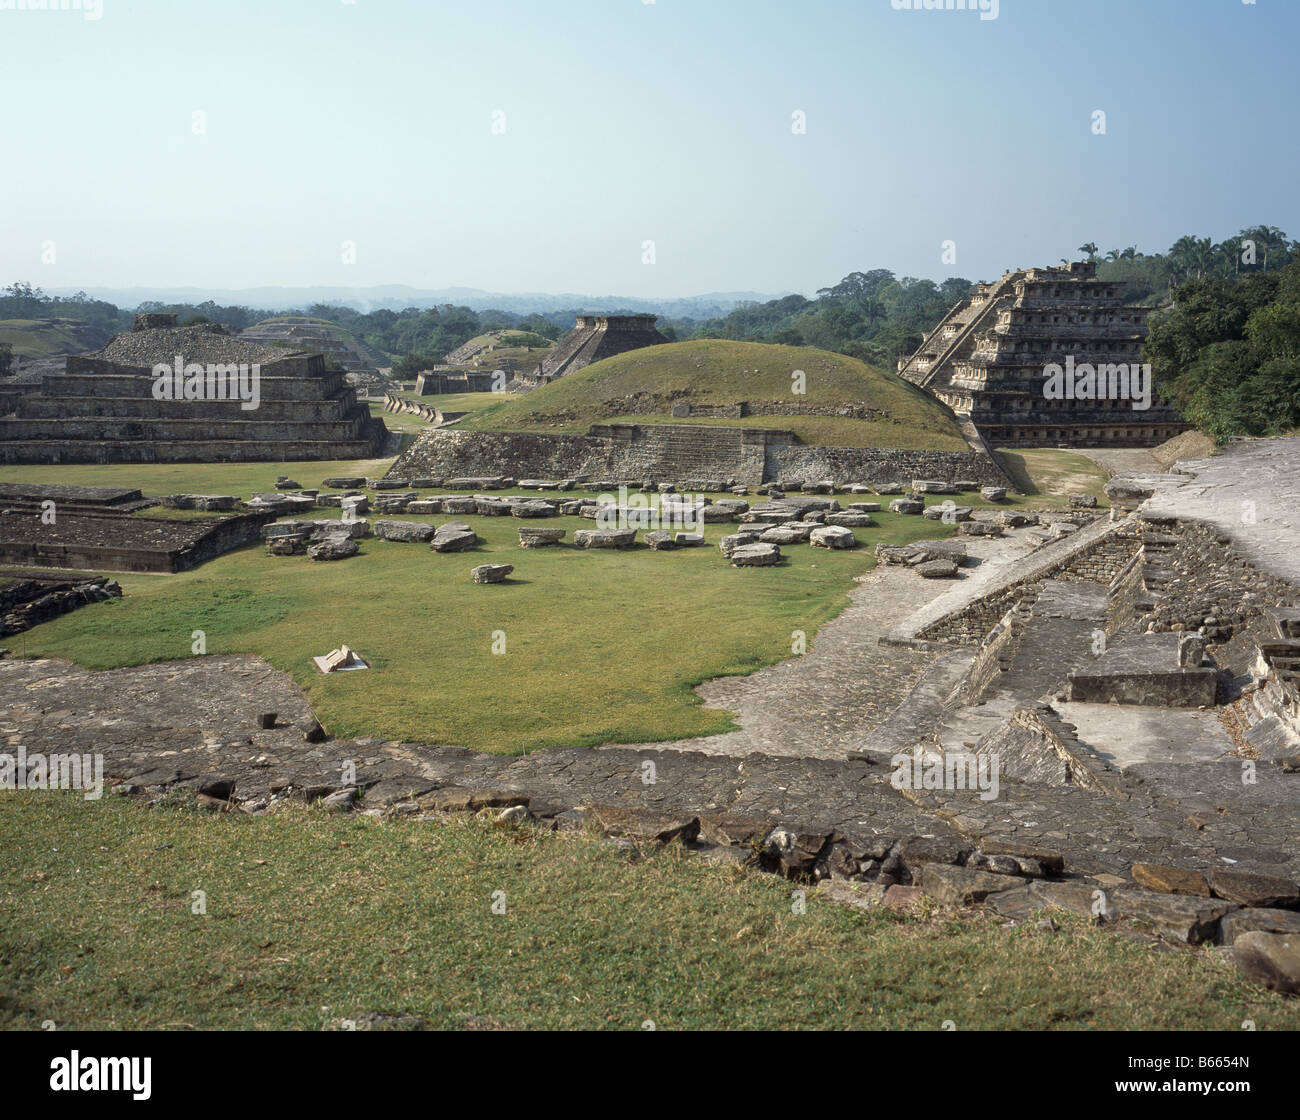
[461,339,969,451]
[0,317,112,358]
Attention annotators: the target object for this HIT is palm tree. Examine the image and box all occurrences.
[1078,242,1099,262]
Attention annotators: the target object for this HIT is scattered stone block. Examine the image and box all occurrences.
[916,559,959,579]
[374,520,437,543]
[519,527,565,548]
[761,526,807,545]
[889,498,924,515]
[872,483,903,495]
[906,539,967,563]
[810,525,856,549]
[847,502,881,512]
[980,486,1007,502]
[511,500,557,518]
[370,478,410,490]
[307,537,359,561]
[825,512,873,528]
[874,543,912,565]
[573,528,637,549]
[471,563,513,584]
[673,532,704,546]
[322,477,366,489]
[274,477,302,490]
[912,479,956,494]
[162,494,238,511]
[407,499,444,515]
[644,530,676,550]
[731,543,781,567]
[1069,493,1098,508]
[719,532,760,557]
[959,519,1003,537]
[923,504,973,522]
[430,525,478,552]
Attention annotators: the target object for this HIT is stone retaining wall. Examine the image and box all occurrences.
[389,424,1014,489]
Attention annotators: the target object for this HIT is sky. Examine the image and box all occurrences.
[1,0,1297,300]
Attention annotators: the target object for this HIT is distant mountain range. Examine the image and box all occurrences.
[45,285,793,319]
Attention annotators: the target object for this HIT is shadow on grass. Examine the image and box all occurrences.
[992,450,1040,497]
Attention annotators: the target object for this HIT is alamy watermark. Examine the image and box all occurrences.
[595,485,705,532]
[1042,356,1151,411]
[1,746,104,800]
[0,0,102,19]
[152,355,260,411]
[890,746,1000,801]
[890,0,998,21]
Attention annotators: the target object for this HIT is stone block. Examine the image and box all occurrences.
[374,520,437,543]
[810,525,856,549]
[573,528,636,548]
[471,563,513,584]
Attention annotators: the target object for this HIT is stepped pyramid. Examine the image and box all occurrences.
[0,315,388,465]
[525,314,668,386]
[897,261,1188,447]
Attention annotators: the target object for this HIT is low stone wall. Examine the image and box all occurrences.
[389,424,1014,489]
[1139,515,1300,643]
[959,600,1033,703]
[767,444,1010,488]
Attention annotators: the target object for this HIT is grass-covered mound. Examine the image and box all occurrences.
[0,317,111,359]
[460,339,969,451]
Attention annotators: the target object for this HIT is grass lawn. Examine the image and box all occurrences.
[7,493,956,751]
[1,793,1291,1031]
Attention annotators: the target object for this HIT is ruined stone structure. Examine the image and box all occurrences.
[413,369,498,395]
[897,261,1188,447]
[238,316,391,372]
[519,314,669,388]
[0,483,277,573]
[0,315,388,464]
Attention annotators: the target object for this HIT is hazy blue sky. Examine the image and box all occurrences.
[2,0,1296,298]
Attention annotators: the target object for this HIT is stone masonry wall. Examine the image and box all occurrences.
[389,426,1014,488]
[918,518,1141,644]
